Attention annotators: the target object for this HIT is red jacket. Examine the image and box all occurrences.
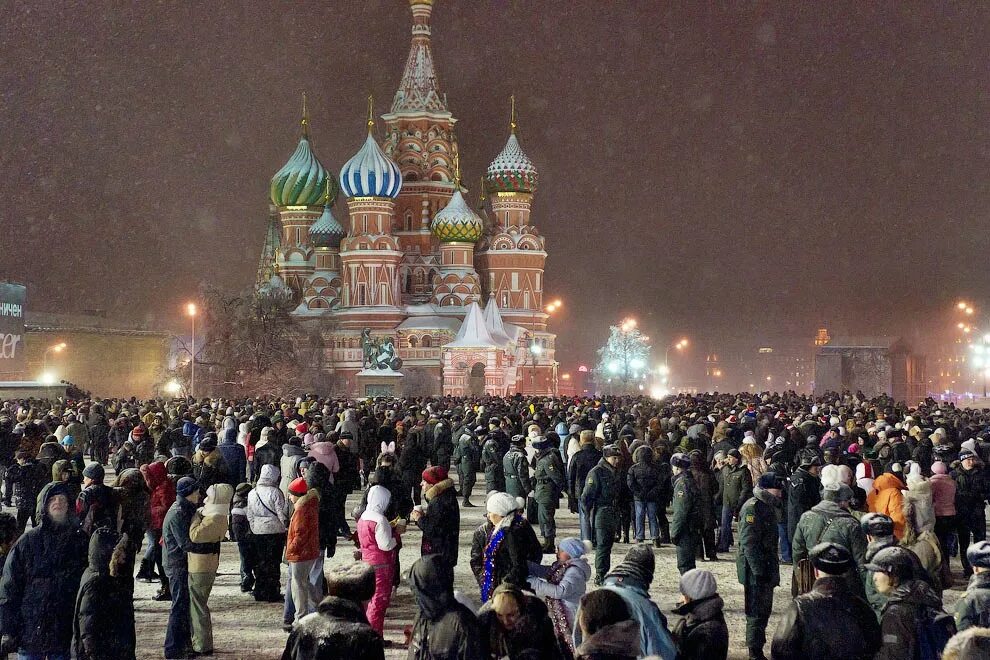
[142,461,175,531]
[285,489,321,562]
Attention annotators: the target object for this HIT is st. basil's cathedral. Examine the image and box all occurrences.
[256,0,557,397]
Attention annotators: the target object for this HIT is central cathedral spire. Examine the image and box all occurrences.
[391,0,447,114]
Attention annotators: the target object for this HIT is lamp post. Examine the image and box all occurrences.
[186,303,197,399]
[41,342,66,395]
[527,299,561,395]
[664,338,688,370]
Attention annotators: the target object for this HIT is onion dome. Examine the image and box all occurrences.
[270,95,337,207]
[431,189,484,242]
[485,95,538,194]
[340,132,403,199]
[310,204,345,249]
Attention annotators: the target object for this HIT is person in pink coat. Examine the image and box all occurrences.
[357,485,403,637]
[929,461,957,586]
[308,434,340,483]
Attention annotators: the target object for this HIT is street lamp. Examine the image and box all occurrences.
[528,299,561,395]
[186,303,197,399]
[664,338,688,370]
[41,342,67,381]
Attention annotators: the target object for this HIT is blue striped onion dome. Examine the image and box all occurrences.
[270,136,337,207]
[485,133,538,194]
[339,133,403,199]
[431,189,484,242]
[309,203,345,248]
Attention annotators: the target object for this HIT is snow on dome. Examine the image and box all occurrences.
[340,133,403,199]
[270,136,336,207]
[485,133,538,194]
[309,203,345,249]
[430,189,484,242]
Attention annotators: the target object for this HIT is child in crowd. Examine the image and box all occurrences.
[358,485,403,637]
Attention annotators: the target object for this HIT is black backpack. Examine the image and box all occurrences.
[915,607,956,660]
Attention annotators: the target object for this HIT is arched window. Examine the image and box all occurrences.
[408,336,419,348]
[421,335,432,348]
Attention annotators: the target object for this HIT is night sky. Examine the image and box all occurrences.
[3,1,989,367]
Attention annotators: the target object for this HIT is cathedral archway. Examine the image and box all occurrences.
[468,362,486,397]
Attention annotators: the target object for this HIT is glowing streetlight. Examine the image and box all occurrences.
[42,342,67,383]
[186,302,198,398]
[664,338,689,370]
[39,372,57,386]
[165,380,183,396]
[958,301,968,310]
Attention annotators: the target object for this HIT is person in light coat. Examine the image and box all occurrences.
[246,464,287,602]
[527,537,593,656]
[187,483,233,654]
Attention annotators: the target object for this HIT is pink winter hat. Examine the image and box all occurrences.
[932,461,947,475]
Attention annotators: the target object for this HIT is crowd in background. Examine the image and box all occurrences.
[0,390,988,659]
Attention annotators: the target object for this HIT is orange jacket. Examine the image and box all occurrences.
[867,472,907,539]
[286,489,321,562]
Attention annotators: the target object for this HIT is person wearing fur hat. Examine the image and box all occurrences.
[568,430,602,542]
[532,436,566,552]
[716,448,752,553]
[286,476,322,626]
[952,448,990,577]
[527,537,593,655]
[451,430,481,507]
[929,460,957,586]
[282,561,385,660]
[791,482,867,598]
[76,462,120,537]
[670,452,702,575]
[671,568,728,660]
[191,433,229,493]
[737,472,784,660]
[407,553,482,660]
[955,540,990,631]
[73,527,137,660]
[582,444,623,584]
[771,542,880,660]
[479,492,541,602]
[412,466,460,568]
[574,544,677,659]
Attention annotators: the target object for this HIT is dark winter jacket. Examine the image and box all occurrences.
[452,434,480,486]
[482,515,542,594]
[408,554,482,660]
[0,483,88,655]
[7,459,48,512]
[671,470,702,543]
[72,528,136,660]
[281,596,384,660]
[469,520,495,586]
[953,464,990,527]
[218,428,247,487]
[142,461,174,531]
[627,446,663,503]
[787,467,821,542]
[253,434,281,478]
[431,423,454,470]
[791,500,867,597]
[418,479,460,567]
[736,487,781,587]
[503,445,532,498]
[671,594,728,660]
[399,427,430,482]
[582,459,620,514]
[114,468,151,551]
[574,620,641,660]
[770,575,880,660]
[162,495,214,574]
[478,589,563,660]
[76,482,120,536]
[955,570,990,631]
[568,444,602,501]
[192,447,229,491]
[359,464,413,520]
[533,447,566,506]
[875,579,946,660]
[481,435,506,492]
[718,462,753,513]
[305,461,338,556]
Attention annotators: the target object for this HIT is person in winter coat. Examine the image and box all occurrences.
[953,449,990,577]
[481,429,506,493]
[670,453,702,575]
[413,467,460,568]
[247,464,288,602]
[941,627,990,660]
[0,482,88,659]
[309,436,340,480]
[502,435,532,499]
[217,425,247,487]
[253,427,281,480]
[469,516,495,587]
[304,460,339,562]
[527,537,593,656]
[430,421,454,471]
[451,430,480,507]
[479,492,542,602]
[771,542,880,660]
[111,440,138,474]
[930,461,957,586]
[72,527,137,660]
[716,449,752,552]
[791,483,867,597]
[573,543,677,659]
[114,467,151,583]
[76,463,120,536]
[6,449,49,532]
[141,460,175,597]
[230,483,257,592]
[281,561,385,660]
[737,473,785,660]
[865,545,950,660]
[357,485,402,635]
[532,437,566,552]
[280,438,308,497]
[408,553,482,660]
[582,445,624,583]
[52,457,82,502]
[187,483,232,654]
[478,584,563,660]
[574,589,640,660]
[787,456,822,545]
[866,468,908,540]
[0,513,17,573]
[568,431,602,542]
[627,445,663,545]
[671,568,728,660]
[191,434,229,493]
[954,540,990,631]
[334,434,361,536]
[286,476,323,625]
[398,422,430,506]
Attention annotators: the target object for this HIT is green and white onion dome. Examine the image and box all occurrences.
[270,136,338,207]
[431,189,484,242]
[484,133,538,194]
[309,203,345,249]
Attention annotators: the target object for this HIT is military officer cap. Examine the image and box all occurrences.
[860,513,894,537]
[966,540,990,569]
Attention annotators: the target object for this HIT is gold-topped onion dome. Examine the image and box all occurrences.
[270,93,338,206]
[484,94,538,194]
[309,179,346,248]
[431,148,483,242]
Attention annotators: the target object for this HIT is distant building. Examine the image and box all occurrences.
[814,336,927,404]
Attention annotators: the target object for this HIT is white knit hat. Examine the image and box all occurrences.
[486,492,524,517]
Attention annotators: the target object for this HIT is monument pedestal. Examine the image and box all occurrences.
[355,367,404,397]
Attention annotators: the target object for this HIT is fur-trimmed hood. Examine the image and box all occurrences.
[424,478,455,502]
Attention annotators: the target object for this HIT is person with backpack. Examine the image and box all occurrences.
[76,463,120,537]
[790,483,867,597]
[954,540,990,631]
[865,545,955,660]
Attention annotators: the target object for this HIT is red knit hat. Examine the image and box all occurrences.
[421,466,448,485]
[132,426,145,436]
[288,477,309,496]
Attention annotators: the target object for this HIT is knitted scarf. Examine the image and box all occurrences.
[481,517,516,602]
[544,561,575,653]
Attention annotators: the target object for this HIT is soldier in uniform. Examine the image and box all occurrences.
[532,436,566,552]
[481,427,505,493]
[737,472,785,660]
[451,427,481,507]
[670,452,701,574]
[581,444,622,585]
[503,435,532,500]
[954,540,990,631]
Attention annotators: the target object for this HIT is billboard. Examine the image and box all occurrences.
[0,283,26,377]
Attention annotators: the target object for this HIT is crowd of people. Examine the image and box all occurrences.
[0,390,988,659]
